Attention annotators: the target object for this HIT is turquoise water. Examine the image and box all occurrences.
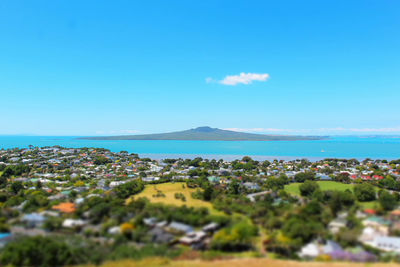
[0,136,400,160]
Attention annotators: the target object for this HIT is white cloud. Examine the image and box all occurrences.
[206,72,270,86]
[223,127,400,134]
[220,72,270,85]
[346,127,400,133]
[224,128,289,133]
[313,127,400,133]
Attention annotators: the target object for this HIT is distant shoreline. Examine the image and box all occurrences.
[138,153,326,161]
[1,135,399,160]
[137,153,395,162]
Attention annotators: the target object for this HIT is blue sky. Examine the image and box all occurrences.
[0,0,399,136]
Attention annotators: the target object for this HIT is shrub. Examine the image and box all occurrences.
[0,236,104,266]
[114,180,144,199]
[294,172,315,183]
[299,180,319,197]
[211,220,258,251]
[120,222,135,235]
[379,190,397,211]
[353,183,376,202]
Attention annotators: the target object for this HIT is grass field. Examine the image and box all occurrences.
[284,181,379,209]
[82,257,400,267]
[132,182,216,212]
[284,181,355,195]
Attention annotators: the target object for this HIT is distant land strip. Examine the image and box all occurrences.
[80,126,328,141]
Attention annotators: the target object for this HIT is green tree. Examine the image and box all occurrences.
[299,180,319,197]
[211,220,258,251]
[43,217,63,231]
[378,190,397,211]
[353,183,376,202]
[228,179,241,195]
[1,166,14,178]
[282,217,324,244]
[0,176,7,188]
[335,173,350,183]
[114,180,144,199]
[380,176,398,190]
[203,185,214,201]
[266,175,289,191]
[94,156,112,165]
[294,172,315,182]
[323,190,355,215]
[0,236,82,266]
[90,202,112,224]
[242,156,252,162]
[10,181,24,194]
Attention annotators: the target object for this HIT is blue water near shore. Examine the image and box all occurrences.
[0,136,400,161]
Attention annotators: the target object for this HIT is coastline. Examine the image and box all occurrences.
[138,153,328,162]
[0,136,399,161]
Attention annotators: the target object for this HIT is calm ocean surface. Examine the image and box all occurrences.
[0,136,400,161]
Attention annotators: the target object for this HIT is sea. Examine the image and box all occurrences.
[0,136,399,161]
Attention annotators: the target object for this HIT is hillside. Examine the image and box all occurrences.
[81,126,326,141]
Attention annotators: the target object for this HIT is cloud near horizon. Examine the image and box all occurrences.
[224,127,400,134]
[206,72,270,86]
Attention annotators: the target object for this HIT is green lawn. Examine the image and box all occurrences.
[284,181,355,195]
[284,181,380,209]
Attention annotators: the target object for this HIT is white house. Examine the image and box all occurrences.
[62,219,86,228]
[298,242,320,258]
[365,236,400,253]
[109,181,127,188]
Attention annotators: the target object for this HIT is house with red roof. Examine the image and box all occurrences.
[364,209,377,215]
[361,175,372,181]
[373,175,384,180]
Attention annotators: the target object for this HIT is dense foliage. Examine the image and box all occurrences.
[354,183,376,202]
[114,180,145,199]
[299,180,319,197]
[0,236,181,267]
[211,220,258,251]
[0,236,103,267]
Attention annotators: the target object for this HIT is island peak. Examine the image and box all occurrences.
[80,127,327,141]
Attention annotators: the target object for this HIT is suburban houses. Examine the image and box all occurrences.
[1,146,400,265]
